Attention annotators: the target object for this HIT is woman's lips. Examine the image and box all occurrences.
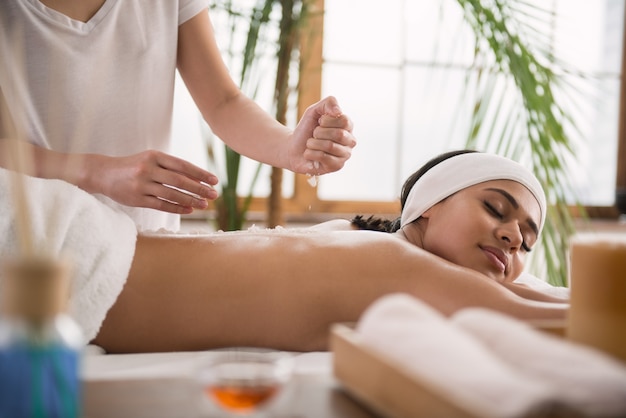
[482,246,507,273]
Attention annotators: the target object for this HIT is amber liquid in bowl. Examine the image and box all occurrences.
[206,382,279,413]
[198,352,293,415]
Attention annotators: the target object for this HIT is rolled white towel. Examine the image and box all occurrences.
[356,294,566,418]
[452,308,626,418]
[0,168,137,342]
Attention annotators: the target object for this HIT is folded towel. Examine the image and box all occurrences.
[356,294,562,418]
[357,294,626,418]
[452,308,626,417]
[0,168,137,342]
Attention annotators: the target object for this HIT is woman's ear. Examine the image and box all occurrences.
[421,206,434,219]
[421,201,445,220]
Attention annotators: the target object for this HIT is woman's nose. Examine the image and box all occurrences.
[497,222,523,250]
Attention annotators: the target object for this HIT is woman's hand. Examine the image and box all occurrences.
[288,96,356,175]
[86,150,219,214]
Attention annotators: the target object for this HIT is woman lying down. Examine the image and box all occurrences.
[0,151,568,353]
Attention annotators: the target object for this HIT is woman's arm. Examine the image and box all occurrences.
[502,282,570,303]
[92,230,567,354]
[176,11,356,175]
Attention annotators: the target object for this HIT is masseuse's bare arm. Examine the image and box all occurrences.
[0,139,218,215]
[0,83,216,214]
[92,230,567,354]
[177,11,355,175]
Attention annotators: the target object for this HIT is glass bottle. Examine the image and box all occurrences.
[0,257,84,418]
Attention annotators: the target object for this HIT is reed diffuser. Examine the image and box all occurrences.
[0,257,83,418]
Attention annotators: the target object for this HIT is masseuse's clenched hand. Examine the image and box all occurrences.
[87,151,218,214]
[288,96,356,175]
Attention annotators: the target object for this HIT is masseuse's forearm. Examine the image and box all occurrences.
[200,91,292,169]
[177,10,293,171]
[0,138,97,192]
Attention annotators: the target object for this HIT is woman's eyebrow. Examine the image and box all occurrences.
[484,187,539,236]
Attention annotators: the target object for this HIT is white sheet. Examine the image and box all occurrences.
[514,272,570,299]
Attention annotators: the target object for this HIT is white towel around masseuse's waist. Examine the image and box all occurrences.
[357,294,626,418]
[0,167,137,341]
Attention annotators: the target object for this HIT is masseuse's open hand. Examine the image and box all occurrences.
[91,151,218,214]
[289,96,356,175]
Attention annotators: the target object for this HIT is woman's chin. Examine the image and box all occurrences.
[474,266,506,283]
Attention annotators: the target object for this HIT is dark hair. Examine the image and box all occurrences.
[351,149,478,232]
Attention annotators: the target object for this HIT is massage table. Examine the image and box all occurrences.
[82,347,373,418]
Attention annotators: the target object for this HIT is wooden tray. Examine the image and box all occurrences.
[331,324,490,418]
[524,319,567,338]
[331,317,569,418]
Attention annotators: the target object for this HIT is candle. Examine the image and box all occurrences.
[567,233,626,363]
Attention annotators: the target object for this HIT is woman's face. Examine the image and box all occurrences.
[418,180,542,283]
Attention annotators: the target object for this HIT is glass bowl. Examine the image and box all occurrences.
[197,350,294,416]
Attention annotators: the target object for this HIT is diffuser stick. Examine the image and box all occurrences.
[5,139,35,256]
[1,88,36,256]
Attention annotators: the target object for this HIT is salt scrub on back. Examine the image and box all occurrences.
[567,233,626,363]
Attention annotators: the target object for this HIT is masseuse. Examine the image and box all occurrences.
[0,152,567,353]
[0,1,356,231]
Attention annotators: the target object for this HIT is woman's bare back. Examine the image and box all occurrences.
[93,229,567,353]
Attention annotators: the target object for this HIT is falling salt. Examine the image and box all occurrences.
[307,161,320,187]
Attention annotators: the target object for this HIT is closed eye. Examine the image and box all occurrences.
[485,201,532,252]
[484,201,502,219]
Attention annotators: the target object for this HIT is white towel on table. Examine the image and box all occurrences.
[452,308,626,417]
[357,294,626,418]
[0,168,137,342]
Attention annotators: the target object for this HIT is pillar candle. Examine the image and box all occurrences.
[567,233,626,363]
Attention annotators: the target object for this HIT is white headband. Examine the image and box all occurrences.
[400,153,547,233]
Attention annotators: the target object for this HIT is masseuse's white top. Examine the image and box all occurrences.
[0,0,209,232]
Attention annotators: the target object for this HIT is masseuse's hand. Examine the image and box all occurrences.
[288,96,356,175]
[89,151,218,214]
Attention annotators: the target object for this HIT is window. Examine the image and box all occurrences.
[172,0,624,217]
[320,0,624,207]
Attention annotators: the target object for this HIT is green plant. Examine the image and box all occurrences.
[206,0,309,231]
